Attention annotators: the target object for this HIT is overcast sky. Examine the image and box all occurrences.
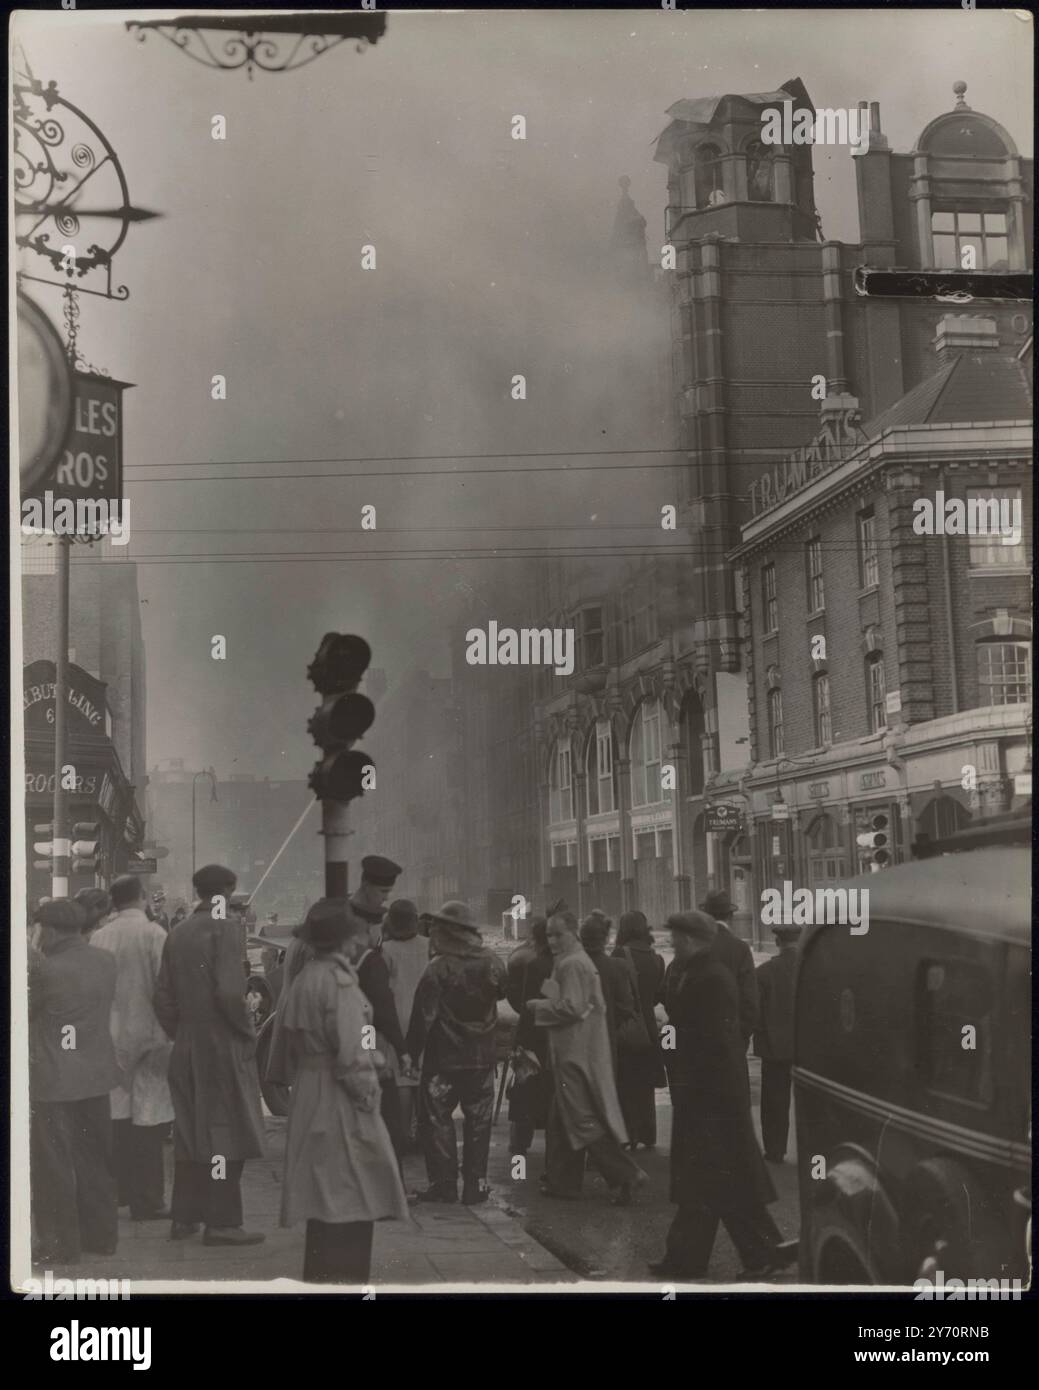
[14,7,1033,786]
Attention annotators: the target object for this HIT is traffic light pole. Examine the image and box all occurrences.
[51,536,71,899]
[322,799,351,899]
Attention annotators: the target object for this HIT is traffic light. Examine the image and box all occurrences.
[856,812,890,869]
[32,822,54,872]
[70,821,102,876]
[306,633,375,803]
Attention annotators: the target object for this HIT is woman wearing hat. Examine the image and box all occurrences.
[267,898,408,1283]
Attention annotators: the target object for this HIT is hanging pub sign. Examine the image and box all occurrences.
[21,372,133,533]
[705,803,744,833]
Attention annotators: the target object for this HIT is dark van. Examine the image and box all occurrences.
[794,839,1030,1285]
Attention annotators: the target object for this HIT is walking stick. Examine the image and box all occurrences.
[494,1053,511,1123]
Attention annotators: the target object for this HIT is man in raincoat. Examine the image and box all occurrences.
[92,874,174,1221]
[153,864,266,1246]
[530,911,646,1204]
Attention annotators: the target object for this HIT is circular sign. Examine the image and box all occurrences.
[17,291,73,497]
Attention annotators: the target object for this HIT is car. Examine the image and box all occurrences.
[245,930,295,1028]
[794,817,1030,1286]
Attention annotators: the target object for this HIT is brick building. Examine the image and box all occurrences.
[731,320,1031,917]
[372,78,1032,934]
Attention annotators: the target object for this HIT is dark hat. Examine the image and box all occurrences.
[35,899,88,933]
[295,898,365,952]
[666,910,718,943]
[383,898,420,940]
[700,889,735,920]
[579,914,610,949]
[426,900,483,934]
[193,863,237,898]
[360,855,402,888]
[386,897,418,925]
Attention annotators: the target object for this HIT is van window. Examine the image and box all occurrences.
[917,960,994,1106]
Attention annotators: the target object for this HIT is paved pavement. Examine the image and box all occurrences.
[486,1052,801,1286]
[26,1118,574,1292]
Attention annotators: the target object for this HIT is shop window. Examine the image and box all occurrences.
[767,687,784,758]
[586,719,617,815]
[807,813,846,886]
[762,563,778,634]
[967,487,1026,568]
[976,641,1031,706]
[866,655,887,732]
[931,209,1009,271]
[857,508,879,590]
[917,795,971,843]
[813,673,832,747]
[805,537,825,613]
[917,959,994,1106]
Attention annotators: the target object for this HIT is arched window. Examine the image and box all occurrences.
[548,740,573,824]
[745,141,774,201]
[630,698,671,807]
[586,719,617,816]
[807,813,846,887]
[694,144,724,209]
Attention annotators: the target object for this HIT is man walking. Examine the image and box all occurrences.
[753,925,801,1163]
[530,911,646,1204]
[651,912,796,1280]
[407,902,507,1205]
[92,875,174,1221]
[153,864,266,1245]
[30,900,121,1263]
[701,890,759,1047]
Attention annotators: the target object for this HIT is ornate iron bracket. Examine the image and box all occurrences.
[126,12,387,78]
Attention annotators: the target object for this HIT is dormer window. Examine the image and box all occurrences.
[931,210,1009,271]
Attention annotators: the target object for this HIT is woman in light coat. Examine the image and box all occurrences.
[267,899,408,1284]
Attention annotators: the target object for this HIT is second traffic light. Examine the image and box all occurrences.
[307,633,376,803]
[71,821,102,876]
[856,813,890,869]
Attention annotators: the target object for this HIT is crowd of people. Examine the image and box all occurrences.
[28,856,800,1284]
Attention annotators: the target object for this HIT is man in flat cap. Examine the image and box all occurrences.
[651,912,795,1280]
[407,902,507,1204]
[30,899,121,1263]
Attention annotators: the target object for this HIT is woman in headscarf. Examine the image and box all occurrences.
[379,898,430,1150]
[611,910,666,1149]
[267,898,408,1285]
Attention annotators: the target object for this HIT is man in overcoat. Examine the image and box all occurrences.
[650,911,797,1280]
[30,899,122,1263]
[153,864,266,1245]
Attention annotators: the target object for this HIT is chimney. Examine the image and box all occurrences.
[933,313,999,363]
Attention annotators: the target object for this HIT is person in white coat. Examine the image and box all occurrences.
[91,875,174,1221]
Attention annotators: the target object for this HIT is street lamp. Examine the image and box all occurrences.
[191,767,219,880]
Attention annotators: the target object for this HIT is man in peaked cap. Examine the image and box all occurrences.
[351,855,402,927]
